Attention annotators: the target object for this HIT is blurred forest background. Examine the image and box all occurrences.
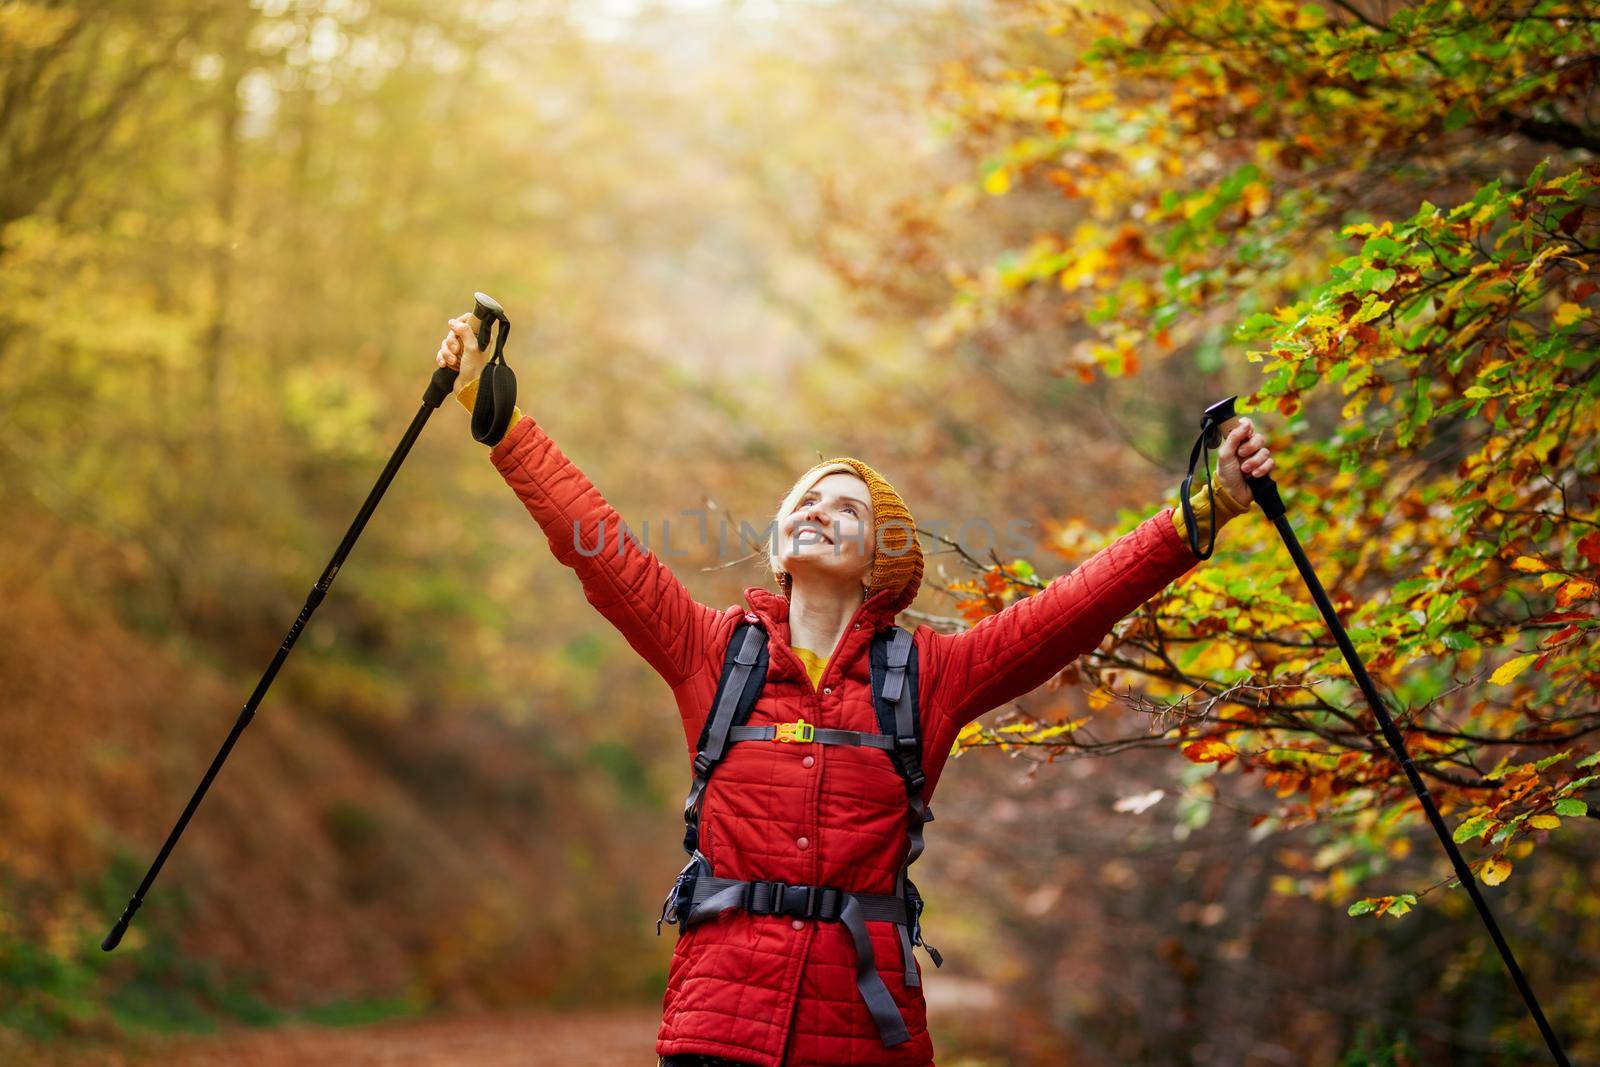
[2,0,1597,1064]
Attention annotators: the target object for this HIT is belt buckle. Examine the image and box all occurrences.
[774,717,814,743]
[777,883,814,918]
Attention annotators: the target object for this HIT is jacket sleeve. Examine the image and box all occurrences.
[927,476,1249,729]
[1170,471,1250,551]
[480,403,719,690]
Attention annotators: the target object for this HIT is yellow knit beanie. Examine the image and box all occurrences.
[773,456,923,605]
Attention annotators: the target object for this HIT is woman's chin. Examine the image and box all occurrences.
[784,559,865,587]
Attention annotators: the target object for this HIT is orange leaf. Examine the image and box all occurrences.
[1182,738,1236,764]
[1556,578,1597,607]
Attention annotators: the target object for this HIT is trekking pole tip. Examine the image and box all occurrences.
[101,899,142,952]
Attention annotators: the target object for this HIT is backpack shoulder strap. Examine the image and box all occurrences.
[869,625,925,798]
[681,620,769,855]
[869,624,944,981]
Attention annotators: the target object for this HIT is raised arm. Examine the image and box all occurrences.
[925,474,1249,731]
[430,304,719,693]
[468,388,720,689]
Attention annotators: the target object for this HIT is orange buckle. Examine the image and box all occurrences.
[774,717,815,743]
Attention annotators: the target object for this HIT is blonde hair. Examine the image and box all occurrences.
[768,461,867,591]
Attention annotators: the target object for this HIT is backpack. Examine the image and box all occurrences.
[655,619,942,1048]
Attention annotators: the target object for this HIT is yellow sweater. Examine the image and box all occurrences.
[793,646,827,689]
[454,378,1249,592]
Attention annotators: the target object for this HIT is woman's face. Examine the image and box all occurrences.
[778,472,875,592]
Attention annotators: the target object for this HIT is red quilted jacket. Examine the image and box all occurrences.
[485,413,1218,1067]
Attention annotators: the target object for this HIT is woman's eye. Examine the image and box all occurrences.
[798,496,855,516]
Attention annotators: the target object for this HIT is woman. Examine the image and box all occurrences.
[436,315,1269,1067]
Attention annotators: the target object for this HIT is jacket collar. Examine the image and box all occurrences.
[740,583,905,684]
[742,580,906,664]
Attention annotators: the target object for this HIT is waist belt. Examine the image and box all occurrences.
[667,868,913,1048]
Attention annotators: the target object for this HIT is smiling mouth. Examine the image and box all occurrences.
[796,529,833,545]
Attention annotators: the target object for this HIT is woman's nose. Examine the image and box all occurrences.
[796,504,830,536]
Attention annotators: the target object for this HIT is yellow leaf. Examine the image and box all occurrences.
[1294,4,1326,28]
[984,167,1012,196]
[1242,181,1271,217]
[1481,854,1512,886]
[1511,555,1550,572]
[1489,653,1538,686]
[1187,642,1238,674]
[1540,572,1567,590]
[1528,814,1560,830]
[1554,302,1587,327]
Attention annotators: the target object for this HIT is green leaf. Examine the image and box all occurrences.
[1553,798,1587,817]
[1452,814,1492,843]
[1533,749,1572,771]
[1235,312,1279,340]
[1353,298,1391,323]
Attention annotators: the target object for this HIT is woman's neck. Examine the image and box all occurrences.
[787,578,866,660]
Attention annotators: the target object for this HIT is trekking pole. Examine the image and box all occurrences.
[1181,395,1569,1066]
[102,292,514,952]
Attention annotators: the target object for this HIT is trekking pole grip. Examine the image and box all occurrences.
[1204,397,1285,522]
[421,291,508,413]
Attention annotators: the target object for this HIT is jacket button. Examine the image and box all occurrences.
[791,919,804,930]
[823,686,831,695]
[853,623,860,629]
[802,755,814,768]
[797,836,809,849]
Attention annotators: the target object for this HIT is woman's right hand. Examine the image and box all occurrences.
[436,314,488,397]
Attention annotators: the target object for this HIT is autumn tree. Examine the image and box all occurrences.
[824,0,1600,1058]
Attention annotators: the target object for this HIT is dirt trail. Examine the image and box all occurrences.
[53,1005,665,1067]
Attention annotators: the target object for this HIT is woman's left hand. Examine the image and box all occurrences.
[1217,417,1273,506]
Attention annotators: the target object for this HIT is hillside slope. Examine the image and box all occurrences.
[0,570,674,1048]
